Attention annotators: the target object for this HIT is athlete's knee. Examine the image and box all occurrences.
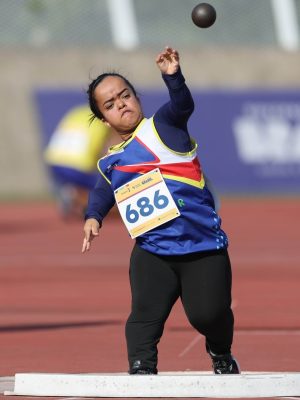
[186,305,232,331]
[128,301,171,324]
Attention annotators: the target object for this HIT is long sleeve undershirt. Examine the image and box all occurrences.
[85,67,195,222]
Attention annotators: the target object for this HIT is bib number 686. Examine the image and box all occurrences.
[126,190,169,223]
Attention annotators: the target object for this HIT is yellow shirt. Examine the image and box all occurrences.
[44,105,110,172]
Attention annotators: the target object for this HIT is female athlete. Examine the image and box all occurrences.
[82,46,240,375]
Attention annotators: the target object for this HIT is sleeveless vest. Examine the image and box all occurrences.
[98,117,228,256]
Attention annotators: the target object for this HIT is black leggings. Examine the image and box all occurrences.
[125,244,234,370]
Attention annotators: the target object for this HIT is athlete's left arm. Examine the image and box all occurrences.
[155,46,194,125]
[154,47,194,152]
[154,68,195,152]
[161,68,194,124]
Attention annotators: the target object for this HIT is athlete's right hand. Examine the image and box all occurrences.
[82,218,101,253]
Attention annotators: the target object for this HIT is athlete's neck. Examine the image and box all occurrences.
[120,133,133,142]
[119,117,145,142]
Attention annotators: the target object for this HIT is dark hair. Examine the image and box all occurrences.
[87,72,137,123]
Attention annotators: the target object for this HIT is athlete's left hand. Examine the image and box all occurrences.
[156,46,180,75]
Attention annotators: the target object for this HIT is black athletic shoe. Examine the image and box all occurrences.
[206,343,240,374]
[210,353,240,374]
[129,360,158,375]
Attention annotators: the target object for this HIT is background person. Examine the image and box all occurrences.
[44,105,111,218]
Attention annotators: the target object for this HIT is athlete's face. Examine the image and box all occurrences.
[94,76,143,137]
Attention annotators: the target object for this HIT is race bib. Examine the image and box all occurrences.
[114,168,180,238]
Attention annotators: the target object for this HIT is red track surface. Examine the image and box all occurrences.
[0,198,299,399]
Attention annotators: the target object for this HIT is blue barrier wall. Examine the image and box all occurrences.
[35,88,300,194]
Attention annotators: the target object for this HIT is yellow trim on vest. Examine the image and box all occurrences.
[107,118,147,154]
[97,163,111,185]
[97,118,148,185]
[150,117,198,157]
[162,173,205,189]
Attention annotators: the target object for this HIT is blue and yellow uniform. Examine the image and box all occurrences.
[98,116,227,255]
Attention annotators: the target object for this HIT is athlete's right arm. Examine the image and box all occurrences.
[82,218,101,253]
[82,175,115,253]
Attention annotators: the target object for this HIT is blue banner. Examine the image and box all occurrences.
[35,88,300,194]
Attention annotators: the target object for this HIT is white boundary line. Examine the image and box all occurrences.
[5,372,300,398]
[178,334,202,358]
